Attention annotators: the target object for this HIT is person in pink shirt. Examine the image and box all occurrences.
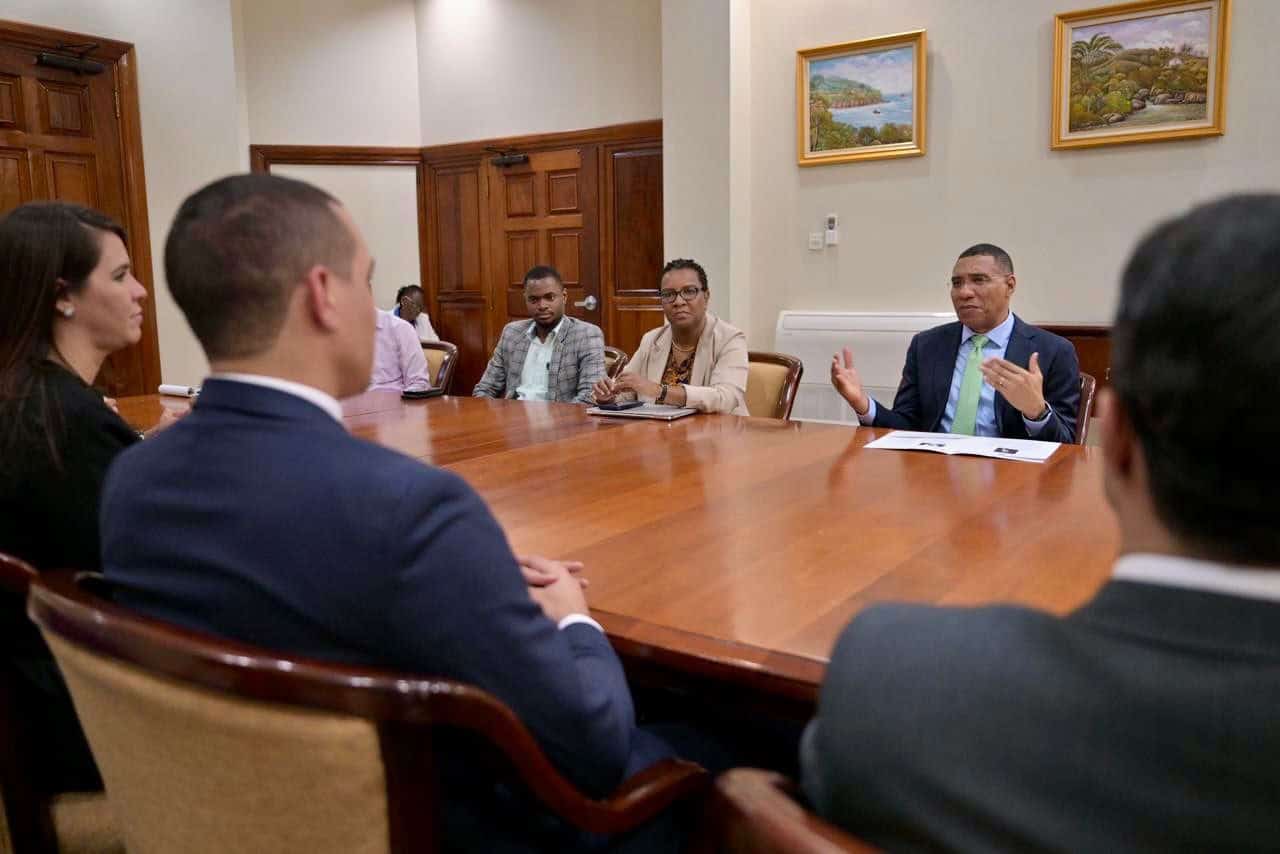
[368,308,430,392]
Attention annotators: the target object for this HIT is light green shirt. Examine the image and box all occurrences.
[515,316,565,401]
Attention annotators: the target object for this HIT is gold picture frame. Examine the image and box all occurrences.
[1052,0,1231,150]
[797,29,927,166]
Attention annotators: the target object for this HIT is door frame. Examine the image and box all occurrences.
[249,144,430,311]
[0,19,161,391]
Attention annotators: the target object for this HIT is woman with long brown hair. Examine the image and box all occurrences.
[0,200,178,792]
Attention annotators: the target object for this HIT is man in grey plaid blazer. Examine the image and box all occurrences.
[472,266,605,404]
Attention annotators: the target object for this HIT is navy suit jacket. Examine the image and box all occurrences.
[802,581,1280,852]
[871,315,1081,443]
[101,380,647,800]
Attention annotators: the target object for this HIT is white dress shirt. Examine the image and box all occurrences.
[209,372,344,424]
[515,316,565,401]
[1113,553,1280,603]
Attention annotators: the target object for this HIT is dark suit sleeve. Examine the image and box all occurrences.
[1035,338,1081,444]
[801,603,931,831]
[575,325,606,404]
[381,469,634,797]
[871,333,924,430]
[472,329,508,398]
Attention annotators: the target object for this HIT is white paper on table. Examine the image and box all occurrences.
[864,431,1061,463]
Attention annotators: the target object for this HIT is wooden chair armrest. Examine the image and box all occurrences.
[582,757,709,832]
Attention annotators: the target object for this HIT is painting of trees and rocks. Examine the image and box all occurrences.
[1068,8,1212,132]
[809,45,916,151]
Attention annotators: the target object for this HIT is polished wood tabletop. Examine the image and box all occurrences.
[118,392,1119,711]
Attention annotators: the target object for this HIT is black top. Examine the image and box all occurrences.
[0,361,139,572]
[0,361,137,792]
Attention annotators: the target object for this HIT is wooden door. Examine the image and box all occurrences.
[484,147,600,340]
[0,25,159,397]
[601,140,664,358]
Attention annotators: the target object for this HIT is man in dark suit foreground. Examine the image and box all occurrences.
[831,244,1081,442]
[802,195,1280,851]
[100,174,675,850]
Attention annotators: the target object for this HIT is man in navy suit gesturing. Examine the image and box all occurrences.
[831,244,1081,443]
[100,174,674,850]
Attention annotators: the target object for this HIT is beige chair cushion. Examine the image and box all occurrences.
[424,348,447,386]
[746,362,790,419]
[46,636,389,854]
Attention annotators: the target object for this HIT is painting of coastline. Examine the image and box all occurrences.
[798,30,926,165]
[1053,0,1230,149]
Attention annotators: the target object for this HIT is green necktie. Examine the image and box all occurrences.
[951,334,988,436]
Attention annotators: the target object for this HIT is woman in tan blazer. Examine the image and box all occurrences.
[593,259,749,415]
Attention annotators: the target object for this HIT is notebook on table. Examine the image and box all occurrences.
[864,431,1061,463]
[586,404,698,421]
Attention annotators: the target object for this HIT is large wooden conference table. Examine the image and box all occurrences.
[119,392,1118,717]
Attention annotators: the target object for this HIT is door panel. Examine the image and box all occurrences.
[0,147,32,210]
[428,161,490,393]
[45,152,98,206]
[0,73,22,129]
[0,34,157,397]
[37,78,92,136]
[601,143,664,358]
[484,146,601,339]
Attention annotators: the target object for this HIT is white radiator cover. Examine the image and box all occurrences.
[773,311,953,424]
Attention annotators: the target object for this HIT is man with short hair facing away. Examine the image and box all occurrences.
[831,244,1081,442]
[392,283,439,343]
[369,302,431,393]
[472,265,605,403]
[100,175,676,848]
[802,195,1280,851]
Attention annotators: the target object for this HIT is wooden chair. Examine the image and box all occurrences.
[692,769,877,853]
[1075,372,1098,445]
[421,341,459,394]
[745,352,804,421]
[27,571,708,854]
[604,346,629,380]
[0,554,120,854]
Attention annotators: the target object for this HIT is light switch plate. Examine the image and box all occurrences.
[808,232,824,250]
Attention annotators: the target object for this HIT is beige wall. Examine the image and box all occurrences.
[270,164,421,312]
[6,0,245,385]
[739,0,1280,347]
[415,0,662,145]
[236,0,421,146]
[662,0,732,316]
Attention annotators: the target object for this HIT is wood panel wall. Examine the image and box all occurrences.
[1040,323,1111,417]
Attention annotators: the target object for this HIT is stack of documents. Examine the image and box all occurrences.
[865,431,1061,463]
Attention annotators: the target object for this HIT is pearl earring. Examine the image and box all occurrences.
[59,306,75,318]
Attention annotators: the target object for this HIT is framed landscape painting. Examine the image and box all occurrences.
[1052,0,1231,150]
[797,29,926,166]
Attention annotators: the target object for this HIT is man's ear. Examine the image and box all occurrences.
[1004,273,1017,299]
[301,265,341,333]
[1099,388,1135,479]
